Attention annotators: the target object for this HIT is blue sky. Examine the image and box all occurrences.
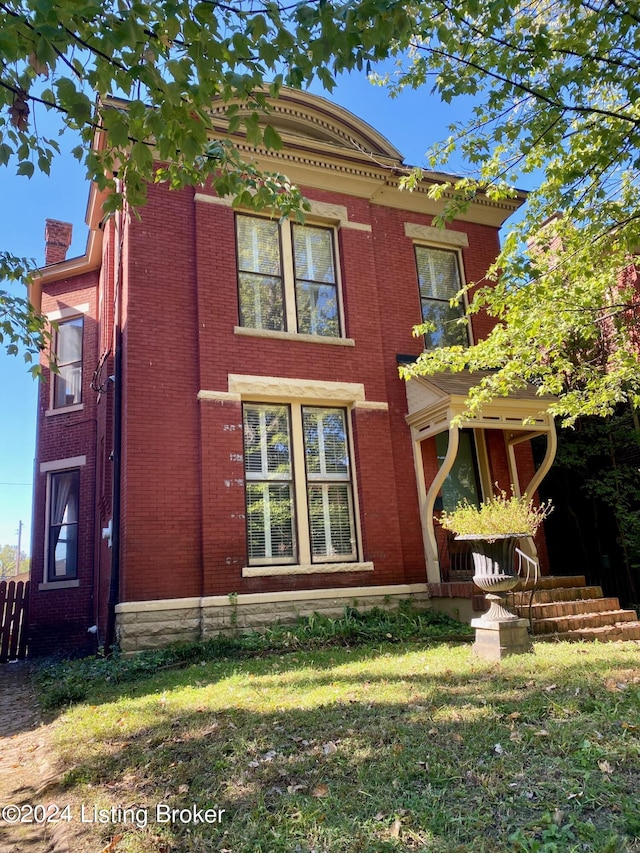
[0,69,522,556]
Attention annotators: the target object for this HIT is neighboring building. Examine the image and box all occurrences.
[28,90,556,655]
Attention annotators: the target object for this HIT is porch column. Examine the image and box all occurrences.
[524,421,557,498]
[413,423,459,583]
[505,420,558,500]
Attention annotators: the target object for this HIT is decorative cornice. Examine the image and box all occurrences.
[208,88,404,162]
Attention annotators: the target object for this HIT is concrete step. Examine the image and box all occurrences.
[532,609,639,635]
[507,585,603,606]
[514,575,586,592]
[537,621,640,643]
[512,597,621,621]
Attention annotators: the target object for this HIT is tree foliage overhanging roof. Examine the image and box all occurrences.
[1,0,639,422]
[390,0,640,424]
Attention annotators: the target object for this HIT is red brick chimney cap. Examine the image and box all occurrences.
[44,219,73,265]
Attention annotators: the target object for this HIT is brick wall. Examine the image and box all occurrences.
[111,183,441,602]
[120,184,202,603]
[94,219,116,640]
[30,168,547,653]
[29,271,99,655]
[108,181,533,605]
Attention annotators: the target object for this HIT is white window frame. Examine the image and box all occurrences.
[302,406,357,563]
[243,402,358,568]
[413,243,474,349]
[39,455,86,590]
[243,403,297,566]
[236,386,374,576]
[46,304,88,415]
[235,214,346,340]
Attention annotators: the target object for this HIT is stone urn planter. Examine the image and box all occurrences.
[457,533,524,621]
[439,491,552,660]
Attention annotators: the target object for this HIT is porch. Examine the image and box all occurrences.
[404,371,557,586]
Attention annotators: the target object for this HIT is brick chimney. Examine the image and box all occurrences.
[44,219,73,265]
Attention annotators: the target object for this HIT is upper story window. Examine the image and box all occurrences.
[415,246,469,349]
[52,316,83,408]
[236,214,341,338]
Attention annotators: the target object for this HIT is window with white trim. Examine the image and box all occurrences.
[47,469,80,580]
[243,403,357,566]
[52,316,83,408]
[236,214,341,337]
[415,245,469,348]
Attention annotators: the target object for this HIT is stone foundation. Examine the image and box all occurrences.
[115,584,431,653]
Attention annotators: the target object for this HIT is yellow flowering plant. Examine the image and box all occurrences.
[439,489,552,540]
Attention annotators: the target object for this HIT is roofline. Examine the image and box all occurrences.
[29,89,527,311]
[29,129,108,312]
[103,91,529,207]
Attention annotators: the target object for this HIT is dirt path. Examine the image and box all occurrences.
[0,662,61,853]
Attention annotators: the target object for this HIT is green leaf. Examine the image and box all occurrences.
[263,124,282,151]
[130,141,153,171]
[16,161,35,177]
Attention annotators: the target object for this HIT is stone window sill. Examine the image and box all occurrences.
[242,561,374,578]
[38,579,80,591]
[45,403,84,417]
[234,327,355,347]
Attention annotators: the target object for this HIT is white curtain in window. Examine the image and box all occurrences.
[51,471,76,529]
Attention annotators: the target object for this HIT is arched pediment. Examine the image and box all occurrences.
[211,87,404,164]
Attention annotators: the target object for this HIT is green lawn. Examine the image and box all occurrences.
[39,635,640,853]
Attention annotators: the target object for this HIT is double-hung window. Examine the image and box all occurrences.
[303,407,355,559]
[52,316,83,408]
[415,245,468,348]
[243,403,357,566]
[244,405,296,564]
[47,469,80,580]
[236,214,341,338]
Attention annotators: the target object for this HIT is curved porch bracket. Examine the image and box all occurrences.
[524,418,558,499]
[423,423,460,580]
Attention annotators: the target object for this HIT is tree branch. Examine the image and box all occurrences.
[411,41,640,127]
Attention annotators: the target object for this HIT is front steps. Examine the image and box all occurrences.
[505,575,640,642]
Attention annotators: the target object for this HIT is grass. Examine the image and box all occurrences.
[34,613,640,853]
[35,606,471,710]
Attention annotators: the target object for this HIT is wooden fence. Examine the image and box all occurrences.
[0,579,29,662]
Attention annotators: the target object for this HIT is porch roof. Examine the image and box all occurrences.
[404,371,558,584]
[404,371,555,441]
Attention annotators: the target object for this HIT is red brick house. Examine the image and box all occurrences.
[28,90,557,655]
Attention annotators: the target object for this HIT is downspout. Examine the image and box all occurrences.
[105,190,124,655]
